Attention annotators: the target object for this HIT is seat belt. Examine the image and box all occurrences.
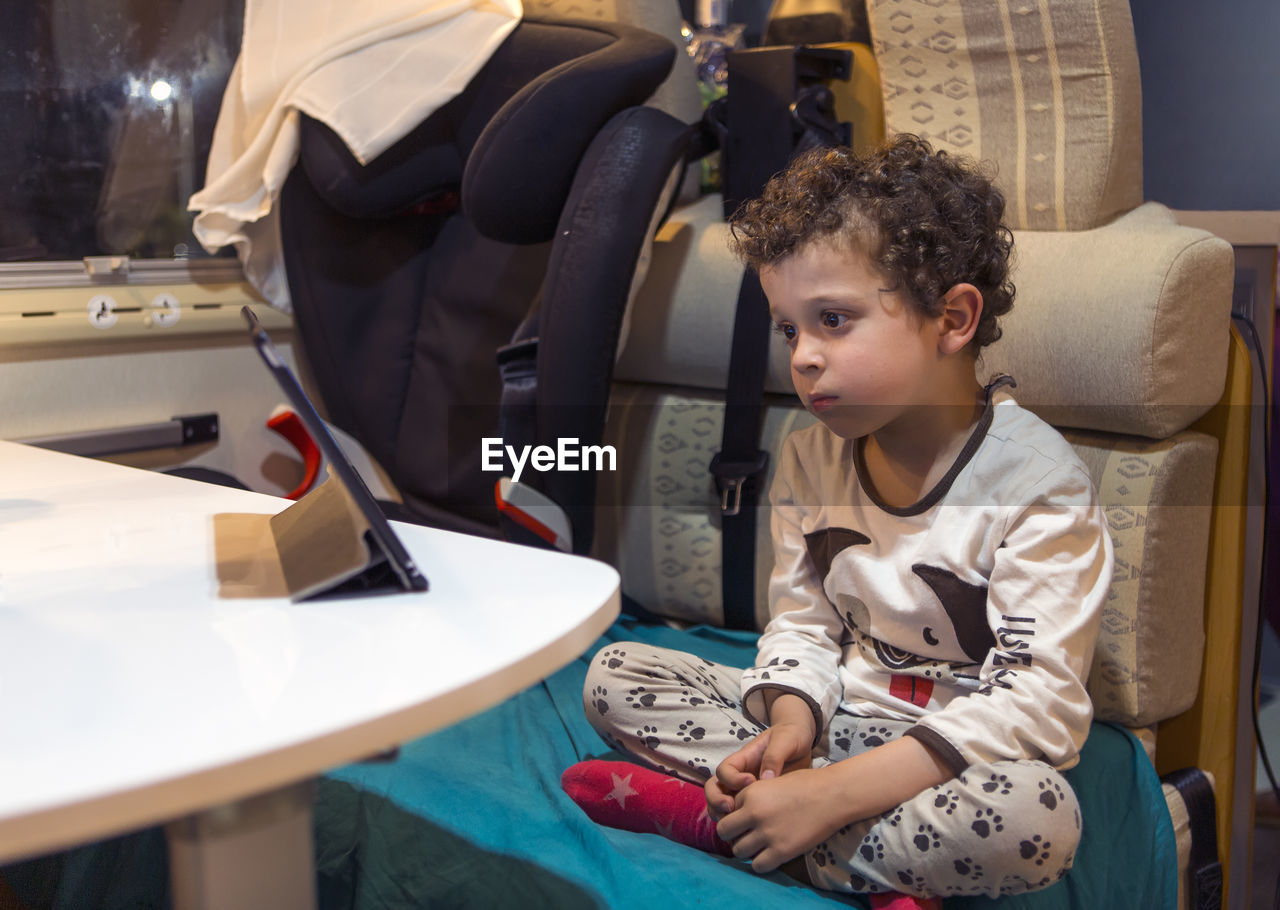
[710,45,852,632]
[711,270,772,630]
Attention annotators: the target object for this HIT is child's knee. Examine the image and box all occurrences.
[1011,772,1082,886]
[959,764,1082,894]
[581,642,654,735]
[582,647,622,720]
[583,642,647,693]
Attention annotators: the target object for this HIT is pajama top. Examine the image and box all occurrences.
[740,384,1113,775]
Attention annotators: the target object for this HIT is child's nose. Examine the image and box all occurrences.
[792,333,824,371]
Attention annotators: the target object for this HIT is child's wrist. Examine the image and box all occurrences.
[765,691,817,740]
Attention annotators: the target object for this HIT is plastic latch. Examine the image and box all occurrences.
[710,450,769,517]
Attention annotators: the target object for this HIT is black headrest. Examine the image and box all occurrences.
[297,18,675,239]
[462,20,676,243]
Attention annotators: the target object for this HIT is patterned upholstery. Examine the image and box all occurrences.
[1063,429,1217,725]
[595,389,811,630]
[865,0,1143,231]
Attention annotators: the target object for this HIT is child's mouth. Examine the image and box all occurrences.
[809,395,837,412]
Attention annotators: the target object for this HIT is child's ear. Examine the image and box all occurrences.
[937,283,983,354]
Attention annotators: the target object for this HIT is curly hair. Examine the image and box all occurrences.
[728,134,1014,349]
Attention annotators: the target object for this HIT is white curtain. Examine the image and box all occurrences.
[190,0,522,310]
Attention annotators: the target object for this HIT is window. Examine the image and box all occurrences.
[0,0,244,265]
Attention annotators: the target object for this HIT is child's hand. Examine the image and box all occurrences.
[715,766,840,873]
[705,694,814,819]
[719,736,958,873]
[705,722,811,817]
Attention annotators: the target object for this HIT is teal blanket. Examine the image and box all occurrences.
[0,620,1179,909]
[316,619,1177,910]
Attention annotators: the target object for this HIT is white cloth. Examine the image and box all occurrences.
[741,389,1113,773]
[189,0,522,311]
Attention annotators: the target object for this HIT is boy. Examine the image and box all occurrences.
[562,135,1112,907]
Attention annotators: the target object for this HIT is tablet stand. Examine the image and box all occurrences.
[270,468,400,600]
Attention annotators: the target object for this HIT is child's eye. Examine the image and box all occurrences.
[821,312,848,329]
[772,322,796,341]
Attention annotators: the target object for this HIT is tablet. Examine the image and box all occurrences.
[242,305,428,595]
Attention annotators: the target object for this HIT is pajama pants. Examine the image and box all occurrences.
[583,642,1082,899]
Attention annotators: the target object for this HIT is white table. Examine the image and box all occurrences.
[0,441,620,908]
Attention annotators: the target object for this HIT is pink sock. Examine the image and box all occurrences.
[561,760,733,857]
[869,893,941,910]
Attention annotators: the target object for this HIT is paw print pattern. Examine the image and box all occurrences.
[1020,835,1052,866]
[635,725,660,750]
[858,725,894,748]
[997,874,1033,894]
[931,787,959,815]
[831,724,855,753]
[981,773,1012,795]
[678,721,706,742]
[971,808,1004,838]
[886,810,904,828]
[848,872,870,892]
[625,687,657,709]
[912,823,941,852]
[858,832,886,863]
[677,688,706,707]
[953,857,984,881]
[673,673,733,710]
[600,648,626,669]
[590,686,609,716]
[812,845,837,868]
[895,869,927,892]
[685,756,712,780]
[683,667,718,690]
[727,719,754,741]
[1038,777,1065,811]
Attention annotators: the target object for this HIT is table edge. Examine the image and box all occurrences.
[0,584,620,865]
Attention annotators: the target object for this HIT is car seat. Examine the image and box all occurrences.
[277,16,695,539]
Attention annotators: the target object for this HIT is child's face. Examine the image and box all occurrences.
[761,241,946,441]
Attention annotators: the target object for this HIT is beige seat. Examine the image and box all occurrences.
[530,0,1245,905]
